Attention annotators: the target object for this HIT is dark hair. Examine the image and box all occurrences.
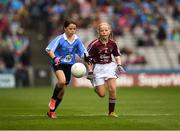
[63,19,77,28]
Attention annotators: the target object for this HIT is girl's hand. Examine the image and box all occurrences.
[53,57,62,65]
[115,65,126,77]
[87,71,94,80]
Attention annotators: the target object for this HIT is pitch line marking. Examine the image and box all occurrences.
[1,113,180,117]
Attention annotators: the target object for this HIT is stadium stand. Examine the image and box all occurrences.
[0,0,179,87]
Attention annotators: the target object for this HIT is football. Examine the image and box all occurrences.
[71,62,86,78]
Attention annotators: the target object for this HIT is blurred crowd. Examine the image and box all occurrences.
[0,0,180,86]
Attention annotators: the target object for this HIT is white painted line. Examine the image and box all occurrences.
[1,113,179,117]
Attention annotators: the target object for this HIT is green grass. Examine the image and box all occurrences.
[0,86,180,130]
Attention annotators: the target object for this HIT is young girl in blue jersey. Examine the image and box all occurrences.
[45,19,87,118]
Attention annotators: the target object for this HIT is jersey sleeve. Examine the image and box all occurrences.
[112,42,121,57]
[76,39,88,58]
[45,36,61,53]
[87,40,96,57]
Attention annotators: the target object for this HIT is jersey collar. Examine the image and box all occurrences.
[63,33,78,44]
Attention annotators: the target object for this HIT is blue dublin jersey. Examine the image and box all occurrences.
[46,33,87,65]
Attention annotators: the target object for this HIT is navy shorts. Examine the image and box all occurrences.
[52,64,73,85]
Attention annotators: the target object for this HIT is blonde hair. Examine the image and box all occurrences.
[97,22,114,40]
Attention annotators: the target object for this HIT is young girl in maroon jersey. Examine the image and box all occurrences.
[85,22,125,117]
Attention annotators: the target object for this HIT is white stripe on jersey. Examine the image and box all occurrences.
[46,35,63,53]
[87,39,99,52]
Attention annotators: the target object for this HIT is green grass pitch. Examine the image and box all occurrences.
[0,86,180,130]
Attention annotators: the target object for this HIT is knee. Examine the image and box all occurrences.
[57,81,66,87]
[95,87,106,97]
[97,92,106,97]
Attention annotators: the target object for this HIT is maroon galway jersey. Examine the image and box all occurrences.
[87,39,121,64]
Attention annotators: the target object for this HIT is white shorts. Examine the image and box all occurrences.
[92,62,117,87]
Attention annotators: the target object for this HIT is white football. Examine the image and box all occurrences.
[71,63,86,78]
